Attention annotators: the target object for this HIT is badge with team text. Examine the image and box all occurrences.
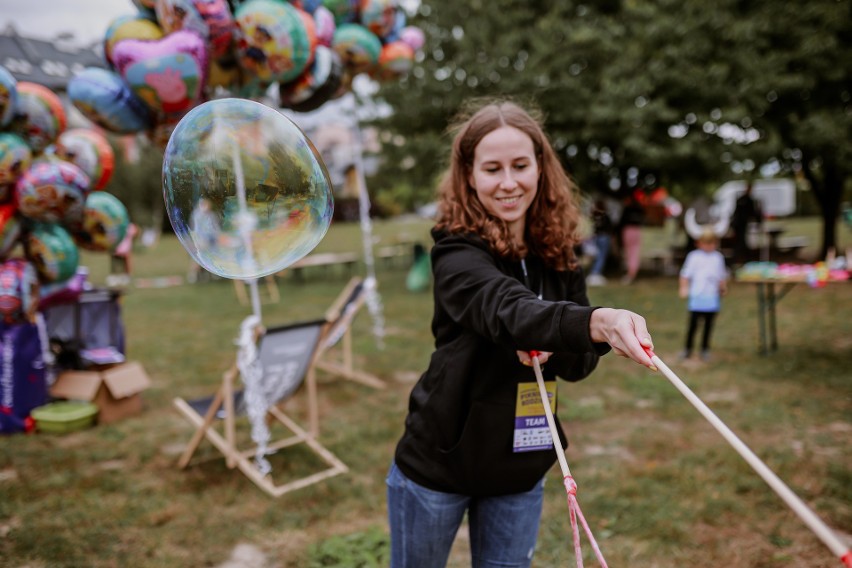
[513,380,557,452]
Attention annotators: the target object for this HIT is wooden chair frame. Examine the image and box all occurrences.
[314,276,386,392]
[173,321,347,497]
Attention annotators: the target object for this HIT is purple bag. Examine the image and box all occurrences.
[0,319,48,434]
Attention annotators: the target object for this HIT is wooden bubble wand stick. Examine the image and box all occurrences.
[644,347,851,567]
[530,351,608,568]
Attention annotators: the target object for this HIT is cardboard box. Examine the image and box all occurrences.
[50,362,152,424]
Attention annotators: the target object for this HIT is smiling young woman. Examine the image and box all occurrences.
[386,98,657,568]
[467,124,540,243]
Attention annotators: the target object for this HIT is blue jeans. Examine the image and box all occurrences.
[386,462,544,568]
[589,234,610,276]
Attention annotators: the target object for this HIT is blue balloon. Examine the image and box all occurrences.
[384,8,407,42]
[67,67,152,134]
[299,0,323,14]
[0,65,17,128]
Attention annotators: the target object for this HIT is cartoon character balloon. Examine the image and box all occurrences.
[103,14,164,67]
[73,191,129,253]
[14,160,90,225]
[112,30,208,124]
[360,0,398,39]
[10,82,67,154]
[162,98,333,279]
[67,67,152,134]
[233,0,315,84]
[156,0,236,61]
[24,222,80,284]
[54,129,115,190]
[0,133,32,201]
[323,0,359,25]
[332,23,382,75]
[0,258,39,324]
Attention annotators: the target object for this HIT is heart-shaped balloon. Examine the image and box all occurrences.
[112,30,208,123]
[68,67,152,134]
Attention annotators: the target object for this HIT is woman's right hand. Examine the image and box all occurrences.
[517,350,551,367]
[589,308,656,370]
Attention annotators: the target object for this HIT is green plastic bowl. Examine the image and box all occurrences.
[31,401,98,434]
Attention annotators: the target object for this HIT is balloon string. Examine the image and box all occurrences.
[531,353,608,567]
[349,96,385,348]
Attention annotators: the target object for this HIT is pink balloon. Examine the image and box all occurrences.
[400,25,424,52]
[112,30,208,123]
[314,6,336,47]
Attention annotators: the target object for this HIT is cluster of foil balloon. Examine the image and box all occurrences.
[67,0,425,147]
[0,67,130,324]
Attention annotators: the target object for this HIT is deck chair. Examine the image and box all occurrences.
[172,318,348,497]
[315,276,386,392]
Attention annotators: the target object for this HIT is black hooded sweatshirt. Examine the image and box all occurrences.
[394,229,611,497]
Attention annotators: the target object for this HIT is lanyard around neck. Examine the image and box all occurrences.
[520,258,543,300]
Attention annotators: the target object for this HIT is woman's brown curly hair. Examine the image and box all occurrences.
[435,98,583,271]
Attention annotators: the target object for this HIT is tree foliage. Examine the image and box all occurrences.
[371,0,851,254]
[106,137,167,231]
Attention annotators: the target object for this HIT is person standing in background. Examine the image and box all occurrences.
[731,182,762,265]
[618,191,645,284]
[586,197,614,286]
[679,228,729,361]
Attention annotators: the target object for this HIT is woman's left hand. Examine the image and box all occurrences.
[517,351,552,367]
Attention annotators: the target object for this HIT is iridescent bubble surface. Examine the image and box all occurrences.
[162,98,334,279]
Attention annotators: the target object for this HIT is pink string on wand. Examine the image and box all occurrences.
[529,351,608,568]
[643,347,851,567]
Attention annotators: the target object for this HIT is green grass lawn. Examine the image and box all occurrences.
[1,217,849,567]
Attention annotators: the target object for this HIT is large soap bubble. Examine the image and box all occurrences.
[163,97,334,279]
